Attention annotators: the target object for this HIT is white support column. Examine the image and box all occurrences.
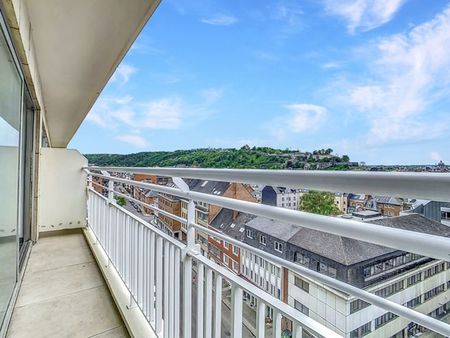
[231,284,243,338]
[187,200,196,248]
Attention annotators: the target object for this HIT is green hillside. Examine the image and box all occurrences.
[85,147,351,170]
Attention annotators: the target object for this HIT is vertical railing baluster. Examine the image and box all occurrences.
[197,263,204,338]
[149,231,156,323]
[183,254,192,338]
[257,300,266,338]
[204,267,213,338]
[164,241,170,336]
[293,321,303,338]
[174,247,181,338]
[155,235,163,336]
[213,273,222,338]
[231,283,243,338]
[272,309,282,338]
[168,244,175,338]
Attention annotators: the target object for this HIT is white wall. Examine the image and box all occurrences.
[37,148,87,232]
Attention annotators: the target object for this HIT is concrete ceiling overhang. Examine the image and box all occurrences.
[26,0,160,147]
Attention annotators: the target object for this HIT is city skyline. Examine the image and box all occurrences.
[69,0,450,165]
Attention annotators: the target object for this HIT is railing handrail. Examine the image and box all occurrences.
[85,166,450,202]
[86,170,450,262]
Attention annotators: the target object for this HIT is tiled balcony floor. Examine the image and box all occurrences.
[7,229,129,338]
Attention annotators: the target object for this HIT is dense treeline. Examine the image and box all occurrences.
[85,147,350,169]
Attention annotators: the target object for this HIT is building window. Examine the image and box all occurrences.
[274,241,283,253]
[232,245,238,255]
[375,280,404,298]
[363,253,423,279]
[424,284,445,301]
[294,252,310,266]
[350,299,370,314]
[294,276,309,293]
[294,300,309,316]
[406,296,422,308]
[223,241,230,249]
[232,260,238,272]
[424,262,445,279]
[318,262,337,278]
[246,229,253,238]
[375,312,398,329]
[259,235,266,245]
[223,255,229,265]
[350,322,371,338]
[407,272,422,287]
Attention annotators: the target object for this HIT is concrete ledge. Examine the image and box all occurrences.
[83,227,157,338]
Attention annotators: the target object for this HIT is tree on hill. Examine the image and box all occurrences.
[299,191,341,216]
[342,155,350,162]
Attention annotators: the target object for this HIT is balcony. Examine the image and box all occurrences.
[1,1,450,338]
[2,163,450,338]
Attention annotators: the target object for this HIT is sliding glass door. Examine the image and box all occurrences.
[0,9,31,331]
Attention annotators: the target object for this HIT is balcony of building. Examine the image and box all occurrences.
[1,1,450,338]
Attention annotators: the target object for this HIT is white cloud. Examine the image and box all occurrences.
[86,88,222,134]
[430,151,443,162]
[111,64,137,84]
[201,14,238,26]
[271,103,328,140]
[343,5,450,143]
[324,0,405,34]
[138,98,183,129]
[116,134,149,148]
[321,61,341,70]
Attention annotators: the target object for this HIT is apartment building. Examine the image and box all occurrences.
[178,179,256,254]
[334,192,348,213]
[285,214,450,337]
[347,194,369,213]
[233,213,450,337]
[366,196,402,217]
[242,217,299,318]
[261,186,300,209]
[208,209,253,273]
[157,189,183,239]
[403,199,450,225]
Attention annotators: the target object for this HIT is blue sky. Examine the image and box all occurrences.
[69,0,450,165]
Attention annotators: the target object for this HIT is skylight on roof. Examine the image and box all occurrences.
[201,181,208,187]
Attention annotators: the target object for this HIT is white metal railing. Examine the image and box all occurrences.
[88,188,338,338]
[85,167,450,337]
